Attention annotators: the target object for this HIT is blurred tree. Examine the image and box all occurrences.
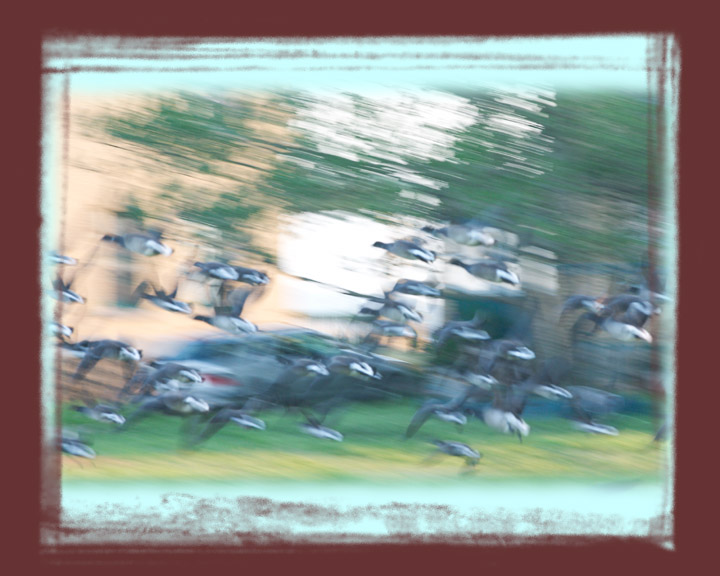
[102,88,660,266]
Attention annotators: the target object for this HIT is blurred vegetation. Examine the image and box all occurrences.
[61,400,666,483]
[101,88,663,265]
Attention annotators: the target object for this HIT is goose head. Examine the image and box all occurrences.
[178,369,203,384]
[119,346,142,362]
[183,396,210,413]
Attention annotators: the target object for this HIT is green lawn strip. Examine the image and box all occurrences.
[61,401,666,482]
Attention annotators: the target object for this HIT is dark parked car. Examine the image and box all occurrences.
[153,327,427,407]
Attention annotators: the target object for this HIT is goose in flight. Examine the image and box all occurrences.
[132,281,192,314]
[72,340,142,382]
[101,231,173,256]
[373,239,436,264]
[422,223,495,247]
[448,258,519,286]
[193,286,260,335]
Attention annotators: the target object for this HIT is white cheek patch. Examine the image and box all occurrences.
[121,347,141,361]
[145,240,171,256]
[309,363,330,376]
[409,248,435,262]
[185,397,210,412]
[509,347,535,360]
[496,269,519,285]
[230,415,266,430]
[349,362,373,377]
[301,424,344,442]
[180,370,203,383]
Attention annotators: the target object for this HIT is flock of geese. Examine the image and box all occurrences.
[51,220,670,471]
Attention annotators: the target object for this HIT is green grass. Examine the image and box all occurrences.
[61,400,668,484]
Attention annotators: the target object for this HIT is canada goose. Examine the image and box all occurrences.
[482,339,536,376]
[101,231,173,256]
[565,385,623,435]
[187,407,267,446]
[132,281,192,314]
[58,339,92,358]
[373,240,436,264]
[300,423,344,442]
[255,357,332,408]
[327,353,381,379]
[193,261,240,280]
[422,223,495,247]
[405,372,497,438]
[357,294,423,324]
[475,407,531,440]
[51,322,74,341]
[367,320,418,340]
[448,258,519,286]
[232,266,270,286]
[560,295,606,319]
[390,279,442,298]
[72,340,142,382]
[120,391,211,431]
[433,311,489,348]
[600,294,657,328]
[119,362,203,400]
[190,358,329,444]
[51,273,84,304]
[50,252,77,266]
[61,430,96,459]
[571,312,652,344]
[193,287,259,335]
[71,404,125,425]
[430,440,482,467]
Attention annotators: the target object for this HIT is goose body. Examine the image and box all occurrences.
[573,312,652,343]
[449,258,519,286]
[431,440,482,466]
[560,295,605,317]
[194,286,259,335]
[233,266,270,286]
[432,409,467,426]
[133,281,192,314]
[480,407,530,438]
[51,322,74,340]
[423,224,495,247]
[300,423,344,442]
[327,354,381,379]
[194,261,240,280]
[102,233,173,256]
[194,314,257,335]
[72,340,142,381]
[358,296,423,324]
[565,385,624,435]
[51,252,77,266]
[52,274,84,304]
[122,362,203,399]
[72,404,125,425]
[373,240,436,264]
[61,438,96,459]
[369,320,418,339]
[434,311,489,347]
[390,279,442,298]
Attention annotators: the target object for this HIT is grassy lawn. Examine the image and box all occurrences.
[61,399,669,484]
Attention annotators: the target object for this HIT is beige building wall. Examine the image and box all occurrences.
[52,91,298,356]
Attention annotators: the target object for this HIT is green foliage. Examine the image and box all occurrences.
[102,89,662,265]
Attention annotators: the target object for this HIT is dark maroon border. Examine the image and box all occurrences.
[13,2,706,571]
